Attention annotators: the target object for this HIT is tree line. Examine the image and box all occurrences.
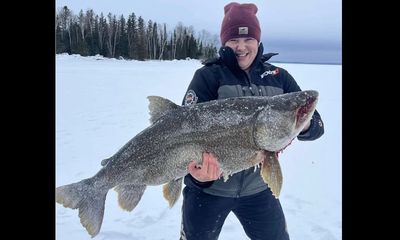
[56,6,219,61]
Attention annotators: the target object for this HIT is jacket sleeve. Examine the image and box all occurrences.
[297,109,324,141]
[181,66,219,105]
[280,68,325,141]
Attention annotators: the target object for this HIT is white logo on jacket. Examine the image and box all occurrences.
[260,68,280,78]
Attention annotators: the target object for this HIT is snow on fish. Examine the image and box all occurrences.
[56,90,318,237]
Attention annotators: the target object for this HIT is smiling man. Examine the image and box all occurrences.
[224,37,258,72]
[220,2,260,73]
[180,2,324,240]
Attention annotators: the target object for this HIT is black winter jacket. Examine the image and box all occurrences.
[182,43,324,197]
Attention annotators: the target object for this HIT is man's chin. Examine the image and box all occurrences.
[238,63,250,70]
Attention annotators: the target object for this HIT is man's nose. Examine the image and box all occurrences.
[236,40,246,51]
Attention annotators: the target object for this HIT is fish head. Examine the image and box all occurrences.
[254,90,318,151]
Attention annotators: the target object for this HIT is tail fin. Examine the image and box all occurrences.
[56,179,108,238]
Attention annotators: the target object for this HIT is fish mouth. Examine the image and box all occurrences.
[295,95,317,128]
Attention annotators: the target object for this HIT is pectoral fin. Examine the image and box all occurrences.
[260,151,283,198]
[163,178,183,208]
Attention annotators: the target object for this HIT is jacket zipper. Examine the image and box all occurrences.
[244,71,256,95]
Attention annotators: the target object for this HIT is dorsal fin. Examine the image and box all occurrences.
[147,96,179,123]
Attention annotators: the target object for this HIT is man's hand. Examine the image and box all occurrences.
[188,152,222,182]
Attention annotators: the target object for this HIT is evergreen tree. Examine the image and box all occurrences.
[57,6,73,53]
[117,15,128,58]
[188,34,198,59]
[137,16,146,60]
[98,13,108,57]
[127,13,138,59]
[146,20,153,59]
[152,22,158,59]
[92,15,100,55]
[56,15,68,53]
[197,41,203,59]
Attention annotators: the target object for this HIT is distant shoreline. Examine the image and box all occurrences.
[56,53,342,66]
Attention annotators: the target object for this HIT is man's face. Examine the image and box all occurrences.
[224,37,259,72]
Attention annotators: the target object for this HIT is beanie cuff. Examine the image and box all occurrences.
[221,25,261,44]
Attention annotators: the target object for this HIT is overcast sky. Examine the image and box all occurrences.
[55,0,342,64]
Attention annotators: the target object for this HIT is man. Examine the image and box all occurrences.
[180,2,324,240]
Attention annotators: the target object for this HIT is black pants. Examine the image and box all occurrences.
[180,187,290,240]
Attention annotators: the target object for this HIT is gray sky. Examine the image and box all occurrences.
[56,0,342,63]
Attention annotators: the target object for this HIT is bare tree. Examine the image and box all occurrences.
[78,10,85,40]
[85,9,95,39]
[158,23,168,60]
[106,13,120,57]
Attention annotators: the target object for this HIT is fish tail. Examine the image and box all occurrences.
[56,179,108,238]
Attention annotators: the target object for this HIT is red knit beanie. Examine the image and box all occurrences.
[220,2,261,45]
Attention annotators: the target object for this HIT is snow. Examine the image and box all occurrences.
[56,53,341,240]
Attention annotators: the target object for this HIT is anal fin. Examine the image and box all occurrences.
[260,151,283,198]
[163,178,183,208]
[114,184,146,211]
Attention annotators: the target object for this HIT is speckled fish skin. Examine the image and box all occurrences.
[56,90,318,238]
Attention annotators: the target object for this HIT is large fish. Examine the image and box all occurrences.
[56,90,318,237]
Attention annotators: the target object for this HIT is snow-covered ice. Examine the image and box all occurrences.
[56,54,341,240]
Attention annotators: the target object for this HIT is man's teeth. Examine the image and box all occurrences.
[236,53,247,57]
